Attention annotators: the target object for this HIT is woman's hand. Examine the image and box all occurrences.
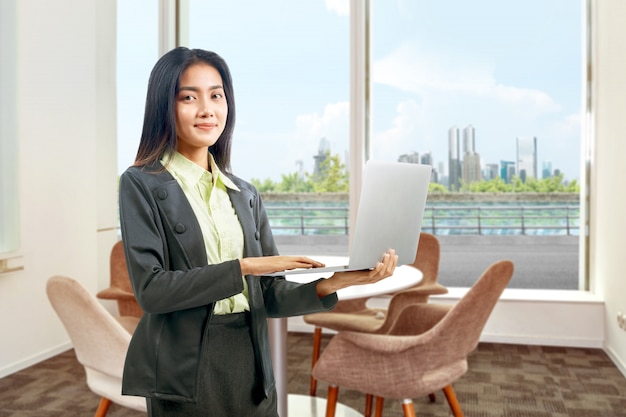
[239,256,325,276]
[315,249,398,297]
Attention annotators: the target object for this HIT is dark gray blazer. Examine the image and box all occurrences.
[118,162,337,402]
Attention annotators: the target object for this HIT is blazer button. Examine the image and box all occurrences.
[157,189,168,200]
[175,223,186,234]
[249,198,254,208]
[255,231,260,240]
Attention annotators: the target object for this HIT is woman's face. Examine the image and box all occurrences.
[175,63,228,167]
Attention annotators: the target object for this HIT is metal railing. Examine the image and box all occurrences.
[265,205,580,236]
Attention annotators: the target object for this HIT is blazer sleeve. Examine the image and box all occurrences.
[251,188,338,317]
[119,168,245,314]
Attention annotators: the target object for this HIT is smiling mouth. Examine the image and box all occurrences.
[195,123,217,129]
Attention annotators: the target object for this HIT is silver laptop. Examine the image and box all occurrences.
[267,160,432,276]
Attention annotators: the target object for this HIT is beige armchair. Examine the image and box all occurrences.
[312,260,514,417]
[303,232,448,396]
[46,275,146,416]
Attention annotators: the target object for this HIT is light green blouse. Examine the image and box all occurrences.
[162,151,249,314]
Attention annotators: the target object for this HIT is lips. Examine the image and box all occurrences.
[195,123,217,130]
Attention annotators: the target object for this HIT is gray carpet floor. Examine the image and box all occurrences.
[1,332,625,416]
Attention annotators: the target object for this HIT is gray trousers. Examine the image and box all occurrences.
[147,312,278,417]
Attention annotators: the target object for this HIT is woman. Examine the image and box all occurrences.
[119,47,397,416]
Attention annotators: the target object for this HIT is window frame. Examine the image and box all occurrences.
[0,0,22,272]
[167,0,591,292]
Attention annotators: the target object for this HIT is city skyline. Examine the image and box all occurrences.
[117,1,583,184]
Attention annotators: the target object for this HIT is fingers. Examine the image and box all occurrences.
[241,255,326,275]
[372,249,398,278]
[285,256,325,270]
[298,256,326,268]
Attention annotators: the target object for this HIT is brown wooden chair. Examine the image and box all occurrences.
[97,241,143,318]
[303,232,448,398]
[313,260,514,417]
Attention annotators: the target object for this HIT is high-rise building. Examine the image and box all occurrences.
[461,125,481,184]
[448,126,461,191]
[313,137,330,176]
[484,163,499,181]
[398,152,420,164]
[500,160,516,183]
[462,153,482,184]
[438,161,447,187]
[542,161,552,179]
[516,136,538,181]
[463,125,475,154]
[420,151,433,166]
[419,152,436,182]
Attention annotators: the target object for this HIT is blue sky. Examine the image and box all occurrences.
[117,0,583,182]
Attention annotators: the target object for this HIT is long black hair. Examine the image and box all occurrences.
[133,47,236,173]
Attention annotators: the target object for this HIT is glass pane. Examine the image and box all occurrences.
[116,0,159,174]
[186,1,350,185]
[0,0,19,255]
[371,0,584,289]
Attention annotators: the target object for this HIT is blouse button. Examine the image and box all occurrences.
[157,189,168,200]
[175,223,186,234]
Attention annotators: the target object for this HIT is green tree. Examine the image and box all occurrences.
[275,172,314,192]
[250,177,277,192]
[307,151,349,192]
[428,182,449,193]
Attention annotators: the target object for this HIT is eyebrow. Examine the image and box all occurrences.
[179,85,224,92]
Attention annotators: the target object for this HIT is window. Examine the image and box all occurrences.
[118,0,588,291]
[185,0,350,184]
[0,0,19,258]
[116,0,159,175]
[369,0,585,289]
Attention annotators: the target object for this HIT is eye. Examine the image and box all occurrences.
[212,92,224,100]
[181,94,196,102]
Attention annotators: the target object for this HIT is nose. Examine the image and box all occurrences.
[199,99,214,118]
[199,106,213,118]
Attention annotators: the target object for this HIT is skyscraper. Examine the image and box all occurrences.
[313,137,330,176]
[398,152,420,164]
[516,136,538,181]
[542,161,553,179]
[461,125,481,184]
[500,160,516,183]
[463,125,475,154]
[463,153,482,184]
[484,163,499,181]
[448,126,461,191]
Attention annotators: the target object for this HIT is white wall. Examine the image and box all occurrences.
[0,0,118,377]
[591,0,626,375]
[0,0,625,380]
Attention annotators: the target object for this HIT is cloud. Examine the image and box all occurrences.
[373,41,561,113]
[295,101,350,155]
[325,0,349,16]
[375,100,420,148]
[233,102,350,181]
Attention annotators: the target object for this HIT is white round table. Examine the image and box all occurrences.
[269,256,423,417]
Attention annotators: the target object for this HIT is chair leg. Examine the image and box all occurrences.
[402,399,417,417]
[442,384,464,417]
[94,397,112,417]
[428,392,436,402]
[326,385,339,417]
[364,394,373,417]
[310,327,323,396]
[373,396,384,417]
